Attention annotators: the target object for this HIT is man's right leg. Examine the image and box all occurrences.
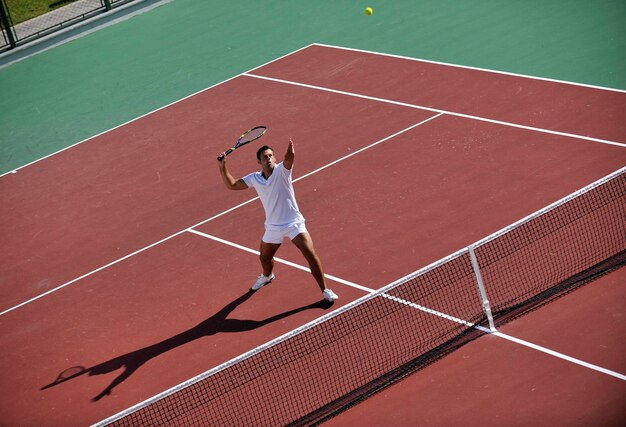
[251,240,282,291]
[260,241,281,277]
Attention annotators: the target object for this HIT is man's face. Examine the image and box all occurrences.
[258,149,275,169]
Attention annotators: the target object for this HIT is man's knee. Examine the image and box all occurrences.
[259,252,273,264]
[260,243,280,263]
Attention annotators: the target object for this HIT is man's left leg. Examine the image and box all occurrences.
[291,232,337,301]
[291,232,326,291]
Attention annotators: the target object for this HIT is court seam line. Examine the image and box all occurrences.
[314,43,626,94]
[186,229,626,382]
[0,116,440,317]
[243,73,626,148]
[0,43,319,178]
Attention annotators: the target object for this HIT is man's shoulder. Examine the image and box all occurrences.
[242,170,262,185]
[276,162,290,174]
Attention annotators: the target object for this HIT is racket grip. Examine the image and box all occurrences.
[217,148,233,161]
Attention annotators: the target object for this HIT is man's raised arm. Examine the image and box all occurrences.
[284,139,295,170]
[218,154,248,190]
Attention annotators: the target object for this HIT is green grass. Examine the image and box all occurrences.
[5,0,80,24]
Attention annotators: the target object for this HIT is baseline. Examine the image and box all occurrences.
[0,43,316,178]
[248,44,626,144]
[314,43,626,93]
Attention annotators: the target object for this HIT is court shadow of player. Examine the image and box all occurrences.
[41,289,333,401]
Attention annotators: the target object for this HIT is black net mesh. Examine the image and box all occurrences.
[99,168,625,426]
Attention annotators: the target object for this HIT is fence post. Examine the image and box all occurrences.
[0,0,17,48]
[103,0,112,11]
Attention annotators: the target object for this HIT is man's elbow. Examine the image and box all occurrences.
[226,180,247,191]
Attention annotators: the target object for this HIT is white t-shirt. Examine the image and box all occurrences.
[242,162,305,230]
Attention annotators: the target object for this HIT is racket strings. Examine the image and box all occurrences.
[240,126,267,144]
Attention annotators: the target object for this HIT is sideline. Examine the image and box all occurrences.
[0,117,438,316]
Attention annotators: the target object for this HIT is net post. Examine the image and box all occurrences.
[468,245,496,332]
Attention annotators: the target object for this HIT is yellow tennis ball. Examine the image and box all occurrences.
[365,7,373,16]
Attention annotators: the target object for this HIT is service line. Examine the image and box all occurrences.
[0,115,441,317]
[243,73,626,149]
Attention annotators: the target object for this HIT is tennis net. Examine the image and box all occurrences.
[94,166,625,427]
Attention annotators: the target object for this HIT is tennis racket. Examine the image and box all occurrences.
[41,366,87,390]
[217,126,267,161]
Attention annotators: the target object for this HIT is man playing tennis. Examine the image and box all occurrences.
[218,139,338,302]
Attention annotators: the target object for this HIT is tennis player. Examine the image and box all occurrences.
[218,139,338,302]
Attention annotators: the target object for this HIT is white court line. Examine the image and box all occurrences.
[314,43,626,94]
[493,331,626,381]
[0,43,318,178]
[186,229,373,293]
[188,230,625,382]
[93,226,625,425]
[293,112,444,182]
[0,117,439,317]
[6,42,624,179]
[243,73,626,148]
[187,230,487,330]
[0,195,264,317]
[4,43,624,381]
[0,231,182,317]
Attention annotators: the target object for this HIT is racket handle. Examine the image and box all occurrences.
[217,149,233,161]
[217,148,233,162]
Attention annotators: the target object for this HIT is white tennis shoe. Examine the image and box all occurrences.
[251,273,275,291]
[323,289,338,302]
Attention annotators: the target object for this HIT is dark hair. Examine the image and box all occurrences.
[256,145,273,160]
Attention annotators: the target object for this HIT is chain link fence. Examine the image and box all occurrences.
[0,0,138,52]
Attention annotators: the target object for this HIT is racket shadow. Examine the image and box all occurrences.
[40,288,333,401]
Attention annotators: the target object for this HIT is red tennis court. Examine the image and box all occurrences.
[0,44,624,426]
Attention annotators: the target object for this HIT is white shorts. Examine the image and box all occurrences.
[262,222,307,244]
